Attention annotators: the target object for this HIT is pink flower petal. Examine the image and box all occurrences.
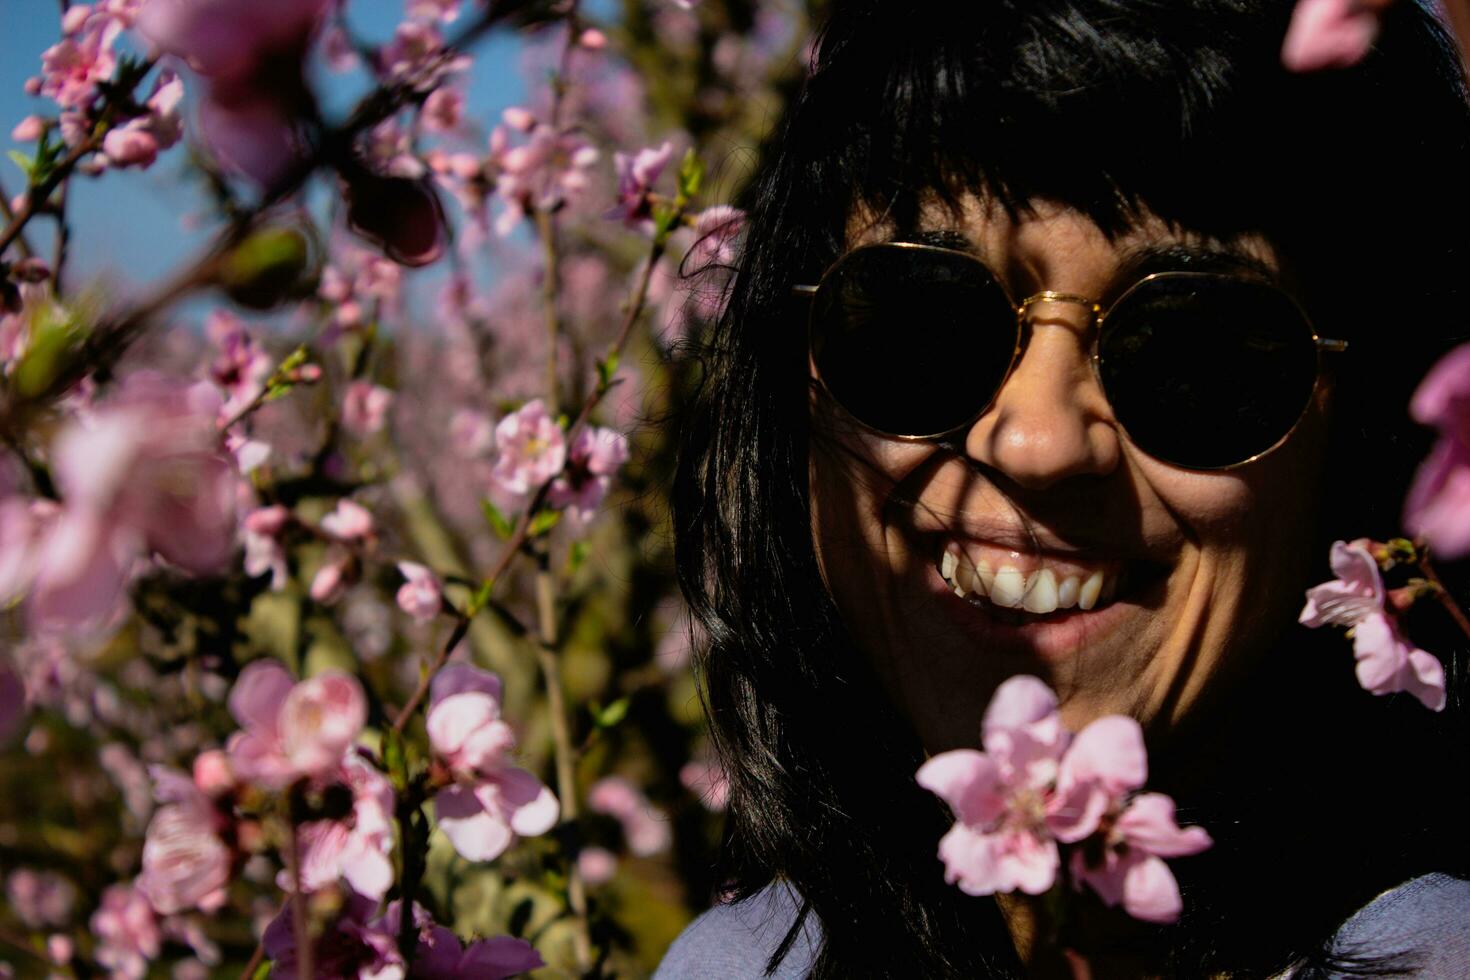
[1410,341,1470,429]
[916,749,1007,827]
[1281,0,1381,73]
[434,785,514,861]
[426,692,500,759]
[1113,793,1213,858]
[495,767,560,836]
[1120,854,1185,924]
[430,663,503,707]
[228,660,293,731]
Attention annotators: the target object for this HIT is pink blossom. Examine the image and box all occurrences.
[342,381,395,436]
[548,425,630,523]
[322,25,360,72]
[310,553,356,605]
[137,767,232,915]
[578,846,618,884]
[1069,793,1212,923]
[427,664,559,861]
[493,124,599,236]
[362,118,427,179]
[6,869,77,929]
[396,561,443,623]
[688,205,745,266]
[408,0,463,22]
[588,776,672,856]
[422,87,465,133]
[321,498,375,541]
[90,884,161,980]
[1281,0,1389,72]
[578,28,608,50]
[11,115,45,142]
[295,753,396,900]
[679,757,728,811]
[225,660,367,790]
[449,409,495,458]
[1300,540,1446,711]
[242,504,290,589]
[30,374,238,629]
[100,71,185,169]
[192,749,235,797]
[610,141,674,230]
[379,21,468,92]
[1405,342,1470,557]
[490,399,567,496]
[39,17,122,110]
[207,310,272,423]
[413,930,545,979]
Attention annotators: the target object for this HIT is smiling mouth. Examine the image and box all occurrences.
[933,541,1135,619]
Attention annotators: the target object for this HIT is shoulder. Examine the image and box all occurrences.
[653,882,822,980]
[1326,873,1470,976]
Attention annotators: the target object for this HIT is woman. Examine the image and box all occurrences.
[664,0,1470,976]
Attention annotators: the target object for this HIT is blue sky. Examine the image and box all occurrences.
[0,2,531,294]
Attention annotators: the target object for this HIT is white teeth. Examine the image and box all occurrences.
[1056,575,1080,609]
[1023,568,1059,614]
[976,559,995,594]
[1078,570,1104,610]
[941,550,957,585]
[990,565,1027,608]
[956,555,984,596]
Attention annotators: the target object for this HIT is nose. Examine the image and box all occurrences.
[961,299,1123,489]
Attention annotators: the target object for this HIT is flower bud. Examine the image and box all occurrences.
[217,226,317,310]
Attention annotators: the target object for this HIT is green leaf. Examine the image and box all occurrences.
[481,499,514,539]
[652,202,677,244]
[469,579,494,615]
[384,729,408,791]
[597,352,620,389]
[7,150,32,180]
[594,697,630,729]
[528,508,562,537]
[677,147,705,199]
[568,540,589,573]
[251,962,273,980]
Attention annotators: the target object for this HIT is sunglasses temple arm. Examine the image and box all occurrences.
[792,284,820,297]
[1316,337,1348,353]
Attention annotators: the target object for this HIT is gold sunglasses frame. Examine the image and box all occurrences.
[793,240,1348,471]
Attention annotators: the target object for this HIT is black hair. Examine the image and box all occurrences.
[673,1,1470,976]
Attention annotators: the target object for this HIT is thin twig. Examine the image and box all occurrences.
[386,236,666,734]
[1417,552,1470,642]
[289,818,314,980]
[51,182,69,297]
[0,176,36,260]
[238,940,266,980]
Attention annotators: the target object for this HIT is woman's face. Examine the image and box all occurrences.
[809,197,1331,751]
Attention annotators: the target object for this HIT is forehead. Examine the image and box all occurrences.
[846,194,1282,293]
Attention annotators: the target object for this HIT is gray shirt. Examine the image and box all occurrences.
[654,874,1470,979]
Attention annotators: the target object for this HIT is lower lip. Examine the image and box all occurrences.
[922,565,1158,661]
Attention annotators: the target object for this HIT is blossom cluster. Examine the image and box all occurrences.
[917,676,1212,924]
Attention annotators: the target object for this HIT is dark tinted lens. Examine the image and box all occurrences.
[1098,275,1318,469]
[810,246,1018,437]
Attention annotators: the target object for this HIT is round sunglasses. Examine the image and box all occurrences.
[796,241,1347,470]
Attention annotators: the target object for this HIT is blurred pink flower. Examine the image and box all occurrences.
[6,869,77,929]
[342,381,395,436]
[577,845,618,884]
[137,767,232,915]
[225,660,367,790]
[427,664,559,861]
[1406,342,1470,557]
[310,552,356,605]
[396,561,443,623]
[139,0,331,187]
[1300,540,1446,711]
[548,426,630,524]
[422,87,465,133]
[449,409,496,458]
[491,399,567,496]
[90,884,161,980]
[99,71,185,170]
[1070,793,1213,923]
[610,141,674,231]
[362,118,427,179]
[40,16,122,110]
[12,115,45,142]
[589,776,672,857]
[688,205,744,267]
[493,122,599,236]
[295,753,395,900]
[30,374,237,629]
[321,499,375,541]
[379,21,468,91]
[408,0,464,22]
[1281,0,1389,72]
[207,310,272,422]
[679,757,728,811]
[242,504,290,589]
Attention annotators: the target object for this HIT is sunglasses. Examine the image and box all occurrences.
[795,241,1347,470]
